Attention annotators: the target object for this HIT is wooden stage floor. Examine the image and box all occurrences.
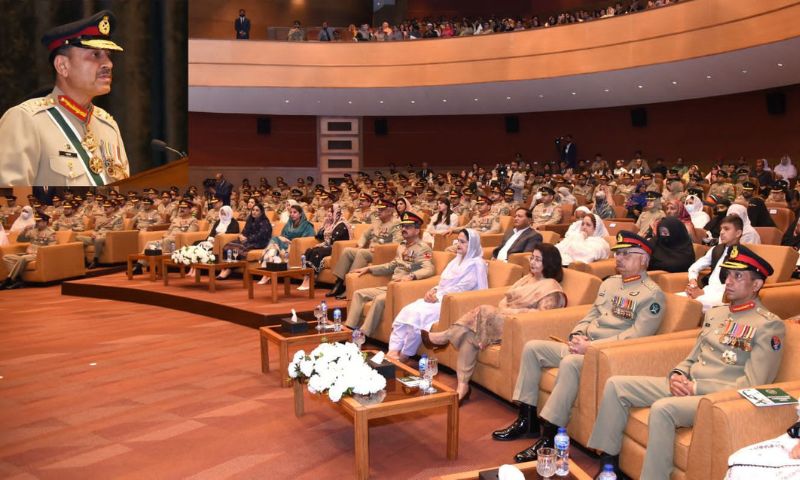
[62,271,348,329]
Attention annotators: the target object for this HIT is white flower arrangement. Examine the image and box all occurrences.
[288,341,387,403]
[170,244,216,265]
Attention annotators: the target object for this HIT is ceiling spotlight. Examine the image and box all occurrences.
[473,98,479,102]
[538,94,544,98]
[410,100,415,104]
[778,63,784,67]
[506,96,512,100]
[379,100,384,104]
[316,100,321,103]
[671,81,678,85]
[347,100,352,104]
[571,92,577,95]
[284,99,290,103]
[442,99,447,103]
[637,85,643,89]
[603,89,610,92]
[706,75,712,79]
[741,69,748,74]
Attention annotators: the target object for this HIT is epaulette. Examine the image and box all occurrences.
[755,307,781,322]
[18,96,56,114]
[641,277,659,292]
[92,105,117,125]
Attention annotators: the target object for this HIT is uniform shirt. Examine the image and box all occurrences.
[465,213,501,233]
[350,207,377,225]
[671,299,785,395]
[0,87,129,186]
[93,213,124,236]
[570,273,665,342]
[18,226,57,255]
[491,201,512,217]
[205,208,220,225]
[358,219,402,248]
[368,239,435,281]
[708,182,735,201]
[0,204,22,222]
[636,210,666,237]
[52,213,85,232]
[532,202,563,226]
[133,209,162,231]
[164,216,199,241]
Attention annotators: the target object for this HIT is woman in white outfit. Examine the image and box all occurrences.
[10,206,35,232]
[684,194,710,229]
[727,203,761,244]
[387,228,488,362]
[555,213,610,266]
[725,404,800,479]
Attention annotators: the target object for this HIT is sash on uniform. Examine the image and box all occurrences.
[45,107,105,186]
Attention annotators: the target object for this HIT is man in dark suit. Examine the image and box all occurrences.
[558,134,577,169]
[492,208,542,261]
[419,161,434,181]
[213,173,233,206]
[235,9,251,39]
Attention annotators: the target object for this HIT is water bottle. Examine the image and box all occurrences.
[320,300,328,329]
[282,250,289,264]
[300,254,306,268]
[597,464,616,480]
[418,354,428,377]
[554,427,570,476]
[333,308,342,332]
[226,249,232,262]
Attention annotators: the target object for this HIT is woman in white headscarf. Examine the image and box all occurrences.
[387,228,488,362]
[189,206,239,277]
[0,224,8,246]
[10,206,35,232]
[727,203,761,244]
[555,213,610,266]
[557,187,576,206]
[684,194,710,229]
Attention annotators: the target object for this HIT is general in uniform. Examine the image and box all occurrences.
[0,11,128,186]
[587,245,785,480]
[327,200,402,299]
[132,198,161,230]
[52,202,85,232]
[492,232,666,464]
[76,201,123,267]
[1,214,56,289]
[345,212,435,336]
[464,196,501,234]
[532,186,563,227]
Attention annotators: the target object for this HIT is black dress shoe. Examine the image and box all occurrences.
[131,264,143,275]
[6,279,24,290]
[326,279,345,297]
[87,259,98,270]
[514,435,554,463]
[421,330,447,351]
[492,404,539,441]
[334,292,347,300]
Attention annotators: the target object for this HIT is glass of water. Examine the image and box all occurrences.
[314,307,323,331]
[536,447,557,478]
[352,329,366,350]
[424,357,438,394]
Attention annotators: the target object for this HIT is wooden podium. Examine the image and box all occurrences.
[109,157,189,190]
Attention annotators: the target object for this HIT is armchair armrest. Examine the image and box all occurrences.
[389,276,440,315]
[657,272,690,293]
[289,236,320,265]
[101,230,140,263]
[214,233,241,257]
[570,258,617,280]
[437,288,508,334]
[23,241,86,282]
[329,240,359,267]
[0,243,29,280]
[345,272,391,301]
[479,233,504,249]
[175,231,210,250]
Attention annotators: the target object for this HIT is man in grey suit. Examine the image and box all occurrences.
[492,208,542,261]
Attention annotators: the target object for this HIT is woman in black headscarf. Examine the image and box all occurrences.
[747,197,777,228]
[704,197,732,240]
[648,217,696,272]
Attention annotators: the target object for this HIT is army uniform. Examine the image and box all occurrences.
[76,210,123,260]
[53,213,85,232]
[636,208,666,238]
[132,208,161,231]
[615,182,636,199]
[345,238,435,336]
[205,207,220,225]
[163,215,199,246]
[513,273,665,426]
[157,200,177,222]
[349,207,377,225]
[3,225,57,280]
[332,219,402,281]
[532,202,563,226]
[587,299,785,479]
[0,203,22,224]
[708,181,736,201]
[573,184,594,199]
[465,213,501,234]
[491,200,512,217]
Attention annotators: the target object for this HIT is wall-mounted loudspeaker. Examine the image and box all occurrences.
[257,117,271,135]
[631,108,647,127]
[375,118,388,135]
[766,92,786,115]
[505,115,520,133]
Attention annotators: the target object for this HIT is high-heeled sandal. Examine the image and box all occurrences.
[458,386,472,407]
[421,330,447,351]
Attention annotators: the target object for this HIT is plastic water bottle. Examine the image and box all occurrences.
[300,254,306,268]
[418,354,428,376]
[597,464,616,480]
[554,427,570,476]
[333,308,342,332]
[320,301,328,329]
[226,249,232,262]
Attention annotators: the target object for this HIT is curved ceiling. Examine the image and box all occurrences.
[189,36,800,116]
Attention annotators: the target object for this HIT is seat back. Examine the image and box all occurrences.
[693,243,710,259]
[498,216,513,232]
[745,243,799,283]
[759,285,800,322]
[352,223,371,242]
[123,218,134,230]
[657,293,704,334]
[561,268,602,306]
[560,203,574,223]
[55,230,75,244]
[487,260,524,288]
[604,220,635,237]
[775,320,800,381]
[432,251,456,274]
[271,222,285,237]
[612,205,627,218]
[767,207,795,233]
[753,226,782,245]
[198,220,209,231]
[540,230,561,244]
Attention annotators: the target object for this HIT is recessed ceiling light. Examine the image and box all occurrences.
[671,81,678,85]
[603,89,610,92]
[410,100,415,104]
[316,100,321,103]
[379,100,384,104]
[777,63,784,67]
[284,99,290,103]
[506,96,512,100]
[538,94,544,98]
[473,98,479,102]
[571,92,577,95]
[442,99,447,103]
[347,100,352,104]
[741,69,748,74]
[706,75,712,79]
[637,85,643,89]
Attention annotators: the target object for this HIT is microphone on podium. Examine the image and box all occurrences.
[151,139,187,158]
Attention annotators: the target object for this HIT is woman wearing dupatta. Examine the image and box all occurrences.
[387,228,488,362]
[555,213,610,266]
[423,243,566,401]
[728,203,762,244]
[299,204,350,290]
[256,203,315,285]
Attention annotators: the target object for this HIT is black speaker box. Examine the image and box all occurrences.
[375,118,388,135]
[631,107,647,127]
[504,115,519,133]
[257,117,271,135]
[766,92,786,115]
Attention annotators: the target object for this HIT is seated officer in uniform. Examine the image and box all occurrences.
[76,200,123,268]
[52,201,85,232]
[0,10,128,186]
[132,197,161,231]
[344,212,435,336]
[327,200,402,299]
[1,213,56,289]
[492,231,666,463]
[587,245,785,480]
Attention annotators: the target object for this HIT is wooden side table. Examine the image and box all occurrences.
[246,266,315,303]
[126,253,166,281]
[163,259,248,293]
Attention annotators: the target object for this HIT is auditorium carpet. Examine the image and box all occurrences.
[0,285,600,479]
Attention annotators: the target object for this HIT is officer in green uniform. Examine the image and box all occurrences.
[162,200,199,248]
[463,196,501,234]
[44,195,64,219]
[708,170,736,201]
[205,196,222,224]
[0,11,128,186]
[344,211,435,336]
[587,245,785,480]
[1,196,22,225]
[1,213,57,289]
[531,186,563,228]
[327,199,402,299]
[493,231,666,463]
[490,185,512,217]
[349,192,376,225]
[132,197,161,231]
[76,200,123,268]
[290,189,309,212]
[52,201,85,232]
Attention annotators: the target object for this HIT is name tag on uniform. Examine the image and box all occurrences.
[58,150,78,158]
